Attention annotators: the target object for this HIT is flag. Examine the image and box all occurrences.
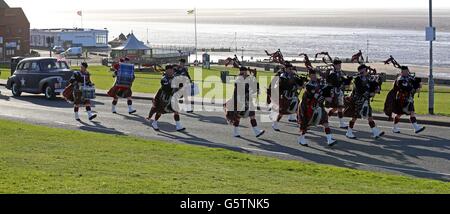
[187,9,195,15]
[77,11,82,16]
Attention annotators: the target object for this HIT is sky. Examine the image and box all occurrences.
[5,0,450,11]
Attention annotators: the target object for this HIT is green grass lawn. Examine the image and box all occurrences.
[0,119,449,194]
[1,65,449,116]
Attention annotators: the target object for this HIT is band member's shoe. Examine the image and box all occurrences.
[253,128,265,138]
[128,106,137,115]
[176,121,186,132]
[297,135,308,147]
[346,128,356,139]
[272,122,281,132]
[150,120,160,131]
[87,111,97,121]
[326,134,338,147]
[392,124,401,134]
[413,123,426,134]
[288,114,297,123]
[372,127,385,139]
[74,112,81,121]
[233,127,241,138]
[112,105,117,114]
[339,118,348,129]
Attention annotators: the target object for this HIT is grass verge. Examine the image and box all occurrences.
[0,119,449,194]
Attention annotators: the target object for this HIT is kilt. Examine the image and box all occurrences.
[62,85,91,106]
[325,88,345,109]
[344,95,372,119]
[152,89,176,114]
[392,93,415,115]
[298,99,328,130]
[107,86,132,98]
[224,97,256,125]
[225,110,256,125]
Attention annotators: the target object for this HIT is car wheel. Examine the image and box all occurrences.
[11,82,22,97]
[44,85,56,100]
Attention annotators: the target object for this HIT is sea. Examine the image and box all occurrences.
[28,9,450,67]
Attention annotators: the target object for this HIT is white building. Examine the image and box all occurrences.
[30,28,108,49]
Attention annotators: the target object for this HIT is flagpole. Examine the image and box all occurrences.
[194,7,198,62]
[81,10,83,28]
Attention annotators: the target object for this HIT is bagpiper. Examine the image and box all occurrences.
[225,67,265,138]
[326,58,353,129]
[268,62,306,131]
[267,62,301,126]
[344,64,385,139]
[107,57,136,115]
[297,68,337,147]
[384,65,425,134]
[146,65,186,132]
[174,58,194,113]
[63,62,97,121]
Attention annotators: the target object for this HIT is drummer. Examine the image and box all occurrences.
[64,62,97,121]
[108,57,136,114]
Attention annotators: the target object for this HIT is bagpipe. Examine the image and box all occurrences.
[266,55,307,113]
[384,55,422,92]
[315,51,333,65]
[299,53,313,70]
[383,56,422,118]
[224,55,241,68]
[280,59,308,88]
[351,50,365,64]
[224,55,258,77]
[265,49,285,64]
[351,50,384,97]
[313,52,336,81]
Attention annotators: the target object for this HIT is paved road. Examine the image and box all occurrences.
[0,86,449,181]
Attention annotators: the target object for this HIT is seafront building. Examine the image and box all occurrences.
[0,0,30,61]
[30,28,109,50]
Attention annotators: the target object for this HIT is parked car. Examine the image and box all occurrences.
[52,46,65,54]
[6,57,73,100]
[62,47,83,58]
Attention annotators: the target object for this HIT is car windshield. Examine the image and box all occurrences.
[39,60,69,71]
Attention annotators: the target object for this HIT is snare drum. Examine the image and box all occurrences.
[81,86,96,100]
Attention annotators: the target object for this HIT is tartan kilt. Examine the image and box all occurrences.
[224,98,255,125]
[392,94,415,116]
[344,95,372,118]
[62,86,90,106]
[107,86,132,98]
[152,89,175,114]
[298,99,328,130]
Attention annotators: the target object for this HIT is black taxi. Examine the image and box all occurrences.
[6,57,73,99]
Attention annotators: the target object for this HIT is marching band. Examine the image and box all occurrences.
[58,50,426,147]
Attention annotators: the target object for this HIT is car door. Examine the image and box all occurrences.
[28,61,43,93]
[19,61,33,92]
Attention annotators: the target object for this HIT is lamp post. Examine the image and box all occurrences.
[428,0,435,115]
